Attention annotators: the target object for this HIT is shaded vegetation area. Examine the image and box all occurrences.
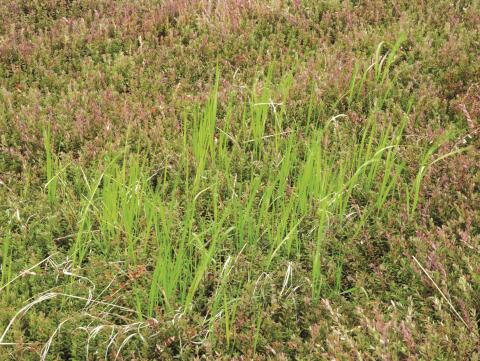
[0,0,479,359]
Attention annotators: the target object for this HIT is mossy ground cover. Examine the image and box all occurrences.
[0,1,479,360]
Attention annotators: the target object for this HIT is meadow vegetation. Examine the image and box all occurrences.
[0,0,479,359]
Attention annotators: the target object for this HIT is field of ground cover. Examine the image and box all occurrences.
[0,1,479,359]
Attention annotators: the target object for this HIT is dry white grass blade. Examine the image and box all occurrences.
[41,318,72,361]
[0,253,57,293]
[84,324,107,359]
[412,256,469,329]
[80,321,149,360]
[220,256,232,277]
[243,130,292,144]
[0,292,57,343]
[114,333,140,361]
[61,269,96,307]
[95,274,118,301]
[105,328,119,360]
[56,292,141,315]
[280,262,292,297]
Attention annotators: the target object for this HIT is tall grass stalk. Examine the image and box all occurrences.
[43,125,58,206]
[1,230,12,295]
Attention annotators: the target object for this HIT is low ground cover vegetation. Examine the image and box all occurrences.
[0,1,479,359]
